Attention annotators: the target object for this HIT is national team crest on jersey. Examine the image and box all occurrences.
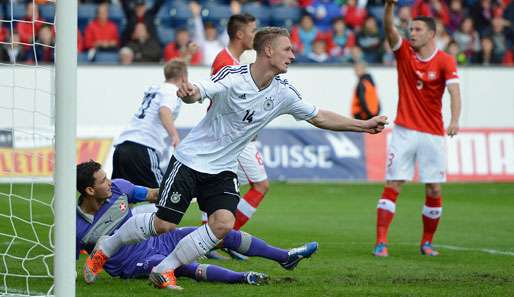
[428,71,436,80]
[119,201,127,212]
[264,97,274,111]
[170,192,181,203]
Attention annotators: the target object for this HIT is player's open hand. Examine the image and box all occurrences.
[365,115,388,134]
[447,121,459,137]
[171,135,180,148]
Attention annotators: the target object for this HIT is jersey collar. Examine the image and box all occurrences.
[416,47,438,62]
[247,64,274,92]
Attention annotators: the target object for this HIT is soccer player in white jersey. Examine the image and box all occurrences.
[111,59,185,188]
[85,27,388,290]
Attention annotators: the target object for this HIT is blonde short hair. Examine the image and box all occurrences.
[164,59,187,81]
[253,27,290,54]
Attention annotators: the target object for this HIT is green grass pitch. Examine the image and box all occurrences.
[1,182,513,296]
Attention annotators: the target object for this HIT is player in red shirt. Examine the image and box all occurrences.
[373,0,462,257]
[210,14,256,76]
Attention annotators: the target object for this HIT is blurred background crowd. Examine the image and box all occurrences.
[0,0,513,65]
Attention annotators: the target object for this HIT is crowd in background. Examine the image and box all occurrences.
[0,0,513,65]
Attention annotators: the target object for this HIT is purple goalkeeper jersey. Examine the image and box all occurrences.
[76,179,189,278]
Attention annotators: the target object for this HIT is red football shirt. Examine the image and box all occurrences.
[210,48,239,76]
[393,39,459,136]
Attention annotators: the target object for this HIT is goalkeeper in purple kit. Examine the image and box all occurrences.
[76,160,317,285]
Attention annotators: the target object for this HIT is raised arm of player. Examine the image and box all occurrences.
[159,107,180,148]
[308,109,388,134]
[446,83,461,137]
[177,81,202,103]
[384,0,401,49]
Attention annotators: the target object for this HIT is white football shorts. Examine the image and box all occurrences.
[237,141,268,184]
[386,125,447,183]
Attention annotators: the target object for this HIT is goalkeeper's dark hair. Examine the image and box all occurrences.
[77,160,102,204]
[413,16,436,33]
[227,13,256,40]
[164,58,187,81]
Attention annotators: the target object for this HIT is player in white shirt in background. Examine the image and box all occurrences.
[111,59,185,188]
[85,27,388,290]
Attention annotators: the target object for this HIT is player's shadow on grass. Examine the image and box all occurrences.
[270,276,297,284]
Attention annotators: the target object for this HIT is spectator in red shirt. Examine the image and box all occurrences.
[342,0,367,30]
[0,26,7,43]
[163,28,202,65]
[328,17,356,61]
[17,2,43,44]
[84,3,120,52]
[412,0,450,27]
[78,29,84,53]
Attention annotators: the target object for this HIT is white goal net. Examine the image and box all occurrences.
[0,0,74,296]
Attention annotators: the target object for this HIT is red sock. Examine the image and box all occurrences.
[376,187,399,245]
[421,195,442,245]
[233,188,265,230]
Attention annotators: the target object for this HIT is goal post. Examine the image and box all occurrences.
[0,0,77,295]
[54,0,77,296]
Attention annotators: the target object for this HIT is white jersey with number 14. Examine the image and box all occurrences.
[174,64,319,174]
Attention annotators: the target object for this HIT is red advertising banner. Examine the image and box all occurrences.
[365,128,514,182]
[0,139,112,177]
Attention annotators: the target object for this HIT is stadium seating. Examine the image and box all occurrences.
[78,52,90,64]
[8,2,26,20]
[78,4,97,32]
[169,2,193,29]
[242,3,271,27]
[94,51,119,64]
[270,5,301,29]
[39,3,55,23]
[108,4,125,32]
[157,27,175,46]
[201,2,232,28]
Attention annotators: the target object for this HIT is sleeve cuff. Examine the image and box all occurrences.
[446,78,460,85]
[303,106,320,121]
[131,186,148,203]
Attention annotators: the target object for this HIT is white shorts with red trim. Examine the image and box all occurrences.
[386,125,447,183]
[237,141,268,184]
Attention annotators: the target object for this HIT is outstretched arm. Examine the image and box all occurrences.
[446,83,461,137]
[384,0,401,49]
[308,109,388,134]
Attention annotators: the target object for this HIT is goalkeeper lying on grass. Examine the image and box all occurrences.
[76,160,318,285]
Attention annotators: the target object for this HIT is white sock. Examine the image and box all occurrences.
[153,224,221,273]
[101,213,157,257]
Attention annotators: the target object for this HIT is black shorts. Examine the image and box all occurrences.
[111,141,163,188]
[155,156,240,225]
